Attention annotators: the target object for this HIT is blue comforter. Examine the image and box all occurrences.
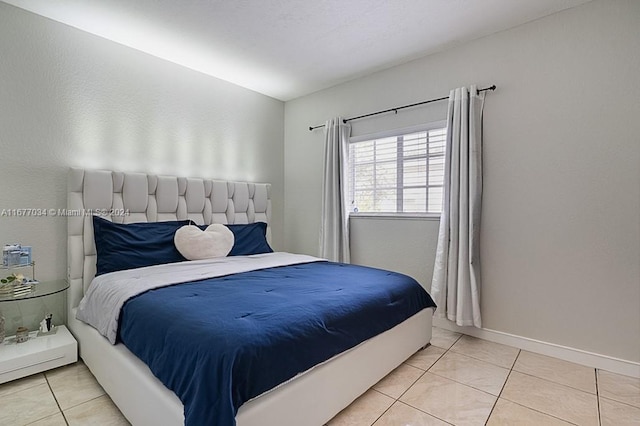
[119,261,435,425]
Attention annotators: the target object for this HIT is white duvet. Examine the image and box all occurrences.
[76,252,322,344]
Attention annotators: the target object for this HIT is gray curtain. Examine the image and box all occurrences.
[431,86,485,327]
[319,117,351,262]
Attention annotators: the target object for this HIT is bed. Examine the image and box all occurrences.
[66,168,436,426]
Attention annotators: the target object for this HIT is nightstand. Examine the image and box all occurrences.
[0,280,78,384]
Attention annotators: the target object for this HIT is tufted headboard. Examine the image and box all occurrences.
[67,168,272,314]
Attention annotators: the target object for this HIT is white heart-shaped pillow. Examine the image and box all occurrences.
[174,224,234,260]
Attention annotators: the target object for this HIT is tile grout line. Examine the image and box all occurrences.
[397,344,449,399]
[598,394,640,409]
[484,347,585,426]
[0,377,42,398]
[430,331,511,426]
[391,332,460,401]
[499,369,590,425]
[425,367,504,400]
[513,351,603,394]
[447,336,519,371]
[392,367,426,400]
[595,369,602,426]
[368,388,395,426]
[497,397,583,426]
[369,333,461,426]
[425,341,461,426]
[369,340,452,425]
[44,362,117,418]
[427,349,514,396]
[397,399,456,426]
[507,369,597,396]
[392,341,460,426]
[483,348,521,425]
[44,372,70,426]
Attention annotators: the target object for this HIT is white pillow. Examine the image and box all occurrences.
[174,224,234,260]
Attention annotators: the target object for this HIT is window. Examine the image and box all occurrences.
[348,124,446,215]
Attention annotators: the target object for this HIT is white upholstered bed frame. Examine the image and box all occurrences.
[67,168,433,426]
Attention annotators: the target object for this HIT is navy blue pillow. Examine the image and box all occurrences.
[198,222,273,256]
[93,216,190,275]
[226,222,273,256]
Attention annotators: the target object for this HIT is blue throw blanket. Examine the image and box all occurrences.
[119,261,435,425]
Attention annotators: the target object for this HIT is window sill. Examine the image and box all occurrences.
[349,213,441,221]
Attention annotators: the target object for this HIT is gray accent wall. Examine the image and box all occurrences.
[284,0,640,363]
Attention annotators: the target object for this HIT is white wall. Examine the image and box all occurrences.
[284,0,640,363]
[0,3,284,331]
[349,217,440,287]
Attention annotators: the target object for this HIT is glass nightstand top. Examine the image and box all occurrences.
[0,279,69,302]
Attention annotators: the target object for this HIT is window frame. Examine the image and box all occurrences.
[348,121,446,219]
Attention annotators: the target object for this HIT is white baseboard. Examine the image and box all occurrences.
[433,318,640,378]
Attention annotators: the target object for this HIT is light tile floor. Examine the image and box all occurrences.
[328,328,640,426]
[0,327,638,425]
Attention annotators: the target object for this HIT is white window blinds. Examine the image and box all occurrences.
[348,126,446,214]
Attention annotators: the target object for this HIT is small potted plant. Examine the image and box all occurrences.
[1,272,26,285]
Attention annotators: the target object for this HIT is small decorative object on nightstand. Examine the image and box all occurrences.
[2,244,31,268]
[1,257,37,298]
[38,313,56,336]
[15,326,29,343]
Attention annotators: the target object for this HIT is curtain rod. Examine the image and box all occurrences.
[308,85,496,131]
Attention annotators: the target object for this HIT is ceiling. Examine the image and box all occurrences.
[4,0,592,101]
